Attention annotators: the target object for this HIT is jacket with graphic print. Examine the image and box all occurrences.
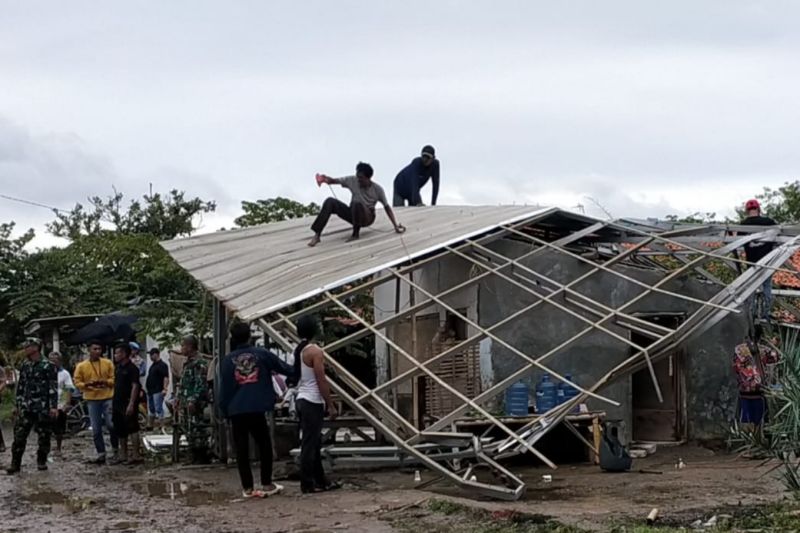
[219,345,296,417]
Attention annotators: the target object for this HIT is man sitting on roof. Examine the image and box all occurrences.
[308,162,406,247]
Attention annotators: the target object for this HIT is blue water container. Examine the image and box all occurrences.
[559,374,580,412]
[505,380,530,416]
[535,374,558,414]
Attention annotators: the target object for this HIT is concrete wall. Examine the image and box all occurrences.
[480,238,745,442]
[374,237,746,441]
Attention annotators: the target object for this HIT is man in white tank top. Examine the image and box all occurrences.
[294,316,339,494]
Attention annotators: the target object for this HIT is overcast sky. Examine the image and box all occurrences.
[2,1,799,248]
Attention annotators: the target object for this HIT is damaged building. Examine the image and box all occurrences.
[162,205,800,500]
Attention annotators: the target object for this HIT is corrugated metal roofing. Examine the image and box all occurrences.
[161,205,555,320]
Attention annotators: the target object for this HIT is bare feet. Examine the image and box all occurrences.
[308,235,321,247]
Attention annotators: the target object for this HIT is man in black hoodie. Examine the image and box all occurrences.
[393,145,440,207]
[219,322,296,498]
[741,198,778,319]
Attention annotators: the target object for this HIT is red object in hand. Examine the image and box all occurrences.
[315,173,326,187]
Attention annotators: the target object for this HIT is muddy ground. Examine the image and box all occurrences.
[0,430,788,532]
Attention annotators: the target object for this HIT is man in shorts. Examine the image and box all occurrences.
[111,344,142,465]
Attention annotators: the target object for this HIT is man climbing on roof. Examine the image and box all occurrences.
[308,162,405,247]
[741,199,778,319]
[393,145,440,207]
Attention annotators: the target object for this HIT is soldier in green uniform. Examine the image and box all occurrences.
[177,335,211,464]
[8,338,58,474]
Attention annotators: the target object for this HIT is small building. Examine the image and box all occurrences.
[163,205,798,499]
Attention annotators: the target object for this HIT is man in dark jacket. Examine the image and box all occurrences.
[741,198,778,318]
[220,322,296,498]
[393,145,440,207]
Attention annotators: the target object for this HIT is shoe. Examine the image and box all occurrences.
[108,457,125,465]
[85,456,106,465]
[6,465,20,475]
[37,463,47,471]
[262,483,284,497]
[124,458,144,466]
[242,489,267,498]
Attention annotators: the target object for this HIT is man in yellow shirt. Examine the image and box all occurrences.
[74,341,116,464]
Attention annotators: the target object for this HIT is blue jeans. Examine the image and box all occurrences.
[147,392,165,418]
[87,399,117,456]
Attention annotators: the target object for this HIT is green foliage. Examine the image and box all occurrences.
[235,197,319,227]
[1,188,216,350]
[0,223,36,348]
[729,329,800,492]
[48,189,216,241]
[735,180,800,223]
[664,212,723,224]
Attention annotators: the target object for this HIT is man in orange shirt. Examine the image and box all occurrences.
[74,341,116,464]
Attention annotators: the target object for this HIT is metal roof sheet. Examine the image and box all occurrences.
[162,205,555,320]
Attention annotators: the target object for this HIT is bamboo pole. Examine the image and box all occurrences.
[258,318,420,438]
[325,291,559,469]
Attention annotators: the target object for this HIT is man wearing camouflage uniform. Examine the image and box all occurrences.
[8,339,58,474]
[177,335,211,464]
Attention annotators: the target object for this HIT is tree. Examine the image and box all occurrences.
[235,197,319,227]
[0,189,217,351]
[738,181,800,223]
[48,189,216,241]
[0,223,35,349]
[664,212,723,224]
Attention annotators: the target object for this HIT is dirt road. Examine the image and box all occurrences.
[0,434,787,532]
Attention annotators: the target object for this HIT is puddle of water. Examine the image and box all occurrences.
[24,490,67,505]
[23,490,98,513]
[110,521,140,531]
[132,481,230,506]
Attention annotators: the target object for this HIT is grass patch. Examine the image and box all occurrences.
[609,502,800,532]
[386,498,585,533]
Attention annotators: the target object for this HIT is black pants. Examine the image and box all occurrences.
[311,198,375,237]
[297,399,327,492]
[231,413,273,491]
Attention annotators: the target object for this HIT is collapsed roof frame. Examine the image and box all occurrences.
[165,208,800,500]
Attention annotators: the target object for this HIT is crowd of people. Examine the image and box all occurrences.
[2,316,337,500]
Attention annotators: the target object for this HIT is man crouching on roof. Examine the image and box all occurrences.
[308,162,406,247]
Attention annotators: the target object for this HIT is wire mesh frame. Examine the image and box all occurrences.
[254,218,800,499]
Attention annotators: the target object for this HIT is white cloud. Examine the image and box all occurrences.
[1,1,799,245]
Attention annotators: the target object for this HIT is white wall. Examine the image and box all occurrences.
[373,254,481,387]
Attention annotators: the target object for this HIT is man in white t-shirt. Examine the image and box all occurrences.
[48,352,75,455]
[308,162,406,247]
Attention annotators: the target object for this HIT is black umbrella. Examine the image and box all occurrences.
[66,314,138,346]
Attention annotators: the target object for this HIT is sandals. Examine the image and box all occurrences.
[242,484,284,499]
[262,483,284,497]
